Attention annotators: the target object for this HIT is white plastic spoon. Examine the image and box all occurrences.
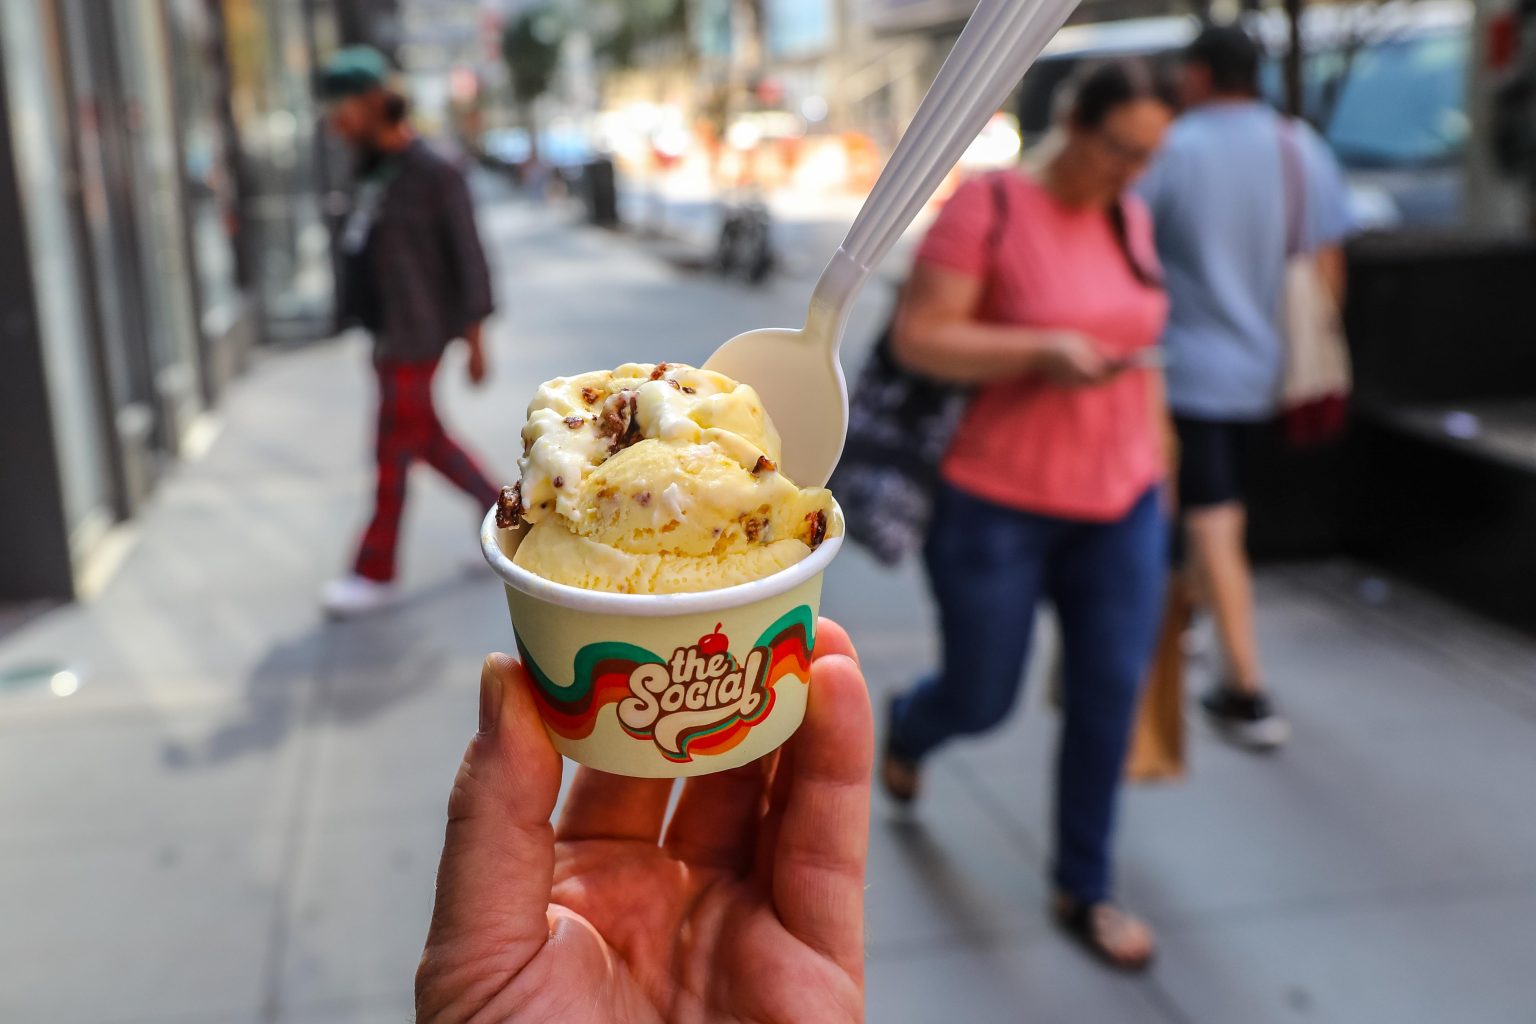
[704,0,1083,486]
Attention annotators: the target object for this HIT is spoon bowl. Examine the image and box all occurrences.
[705,324,848,488]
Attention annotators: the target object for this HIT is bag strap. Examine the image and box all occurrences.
[1107,197,1160,288]
[976,173,1014,304]
[984,174,1010,254]
[1277,118,1307,258]
[881,174,1010,343]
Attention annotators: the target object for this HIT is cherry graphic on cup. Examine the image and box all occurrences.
[698,623,729,657]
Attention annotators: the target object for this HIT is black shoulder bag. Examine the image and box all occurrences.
[829,177,1010,566]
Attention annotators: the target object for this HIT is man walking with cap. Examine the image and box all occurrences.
[318,46,500,618]
[1138,26,1353,748]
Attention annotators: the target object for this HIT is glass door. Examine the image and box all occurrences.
[57,0,165,506]
[58,0,207,495]
[224,0,335,340]
[109,0,206,446]
[165,0,248,395]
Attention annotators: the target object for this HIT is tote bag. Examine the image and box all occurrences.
[1277,121,1351,447]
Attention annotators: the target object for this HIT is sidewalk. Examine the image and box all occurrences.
[2,193,1535,1024]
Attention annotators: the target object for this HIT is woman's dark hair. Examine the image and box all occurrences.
[1066,59,1174,131]
[1184,25,1260,96]
[1063,61,1172,288]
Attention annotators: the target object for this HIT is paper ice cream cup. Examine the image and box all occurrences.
[480,502,844,778]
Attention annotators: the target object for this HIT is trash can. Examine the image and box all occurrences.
[582,157,619,227]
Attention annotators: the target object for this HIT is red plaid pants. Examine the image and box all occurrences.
[353,359,498,582]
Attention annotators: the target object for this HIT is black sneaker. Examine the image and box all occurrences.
[1200,684,1291,750]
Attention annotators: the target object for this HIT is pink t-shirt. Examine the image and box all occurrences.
[916,171,1168,522]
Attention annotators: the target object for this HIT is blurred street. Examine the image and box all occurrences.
[3,184,1536,1024]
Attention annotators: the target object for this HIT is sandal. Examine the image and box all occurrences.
[880,700,921,804]
[1052,892,1157,972]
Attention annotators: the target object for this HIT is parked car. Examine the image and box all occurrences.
[1018,2,1473,228]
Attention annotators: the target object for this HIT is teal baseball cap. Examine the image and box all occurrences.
[318,45,391,99]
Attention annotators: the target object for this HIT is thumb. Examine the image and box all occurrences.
[418,655,563,1007]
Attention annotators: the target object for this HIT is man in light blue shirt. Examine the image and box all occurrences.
[1138,25,1353,749]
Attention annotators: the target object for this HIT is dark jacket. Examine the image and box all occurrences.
[340,141,494,363]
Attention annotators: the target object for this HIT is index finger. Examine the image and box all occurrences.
[770,653,873,974]
[755,618,859,870]
[814,616,858,663]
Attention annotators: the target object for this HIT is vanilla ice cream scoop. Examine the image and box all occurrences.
[498,363,836,594]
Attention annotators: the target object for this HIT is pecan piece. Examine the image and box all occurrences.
[742,516,768,543]
[681,385,696,394]
[752,455,777,476]
[580,386,601,405]
[648,362,670,380]
[552,475,564,489]
[805,509,828,549]
[635,491,651,507]
[596,390,642,453]
[564,415,585,430]
[666,377,682,390]
[495,483,523,529]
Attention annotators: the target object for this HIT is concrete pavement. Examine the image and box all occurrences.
[2,191,1535,1024]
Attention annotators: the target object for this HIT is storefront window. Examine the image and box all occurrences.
[225,0,334,339]
[166,0,242,339]
[110,0,205,438]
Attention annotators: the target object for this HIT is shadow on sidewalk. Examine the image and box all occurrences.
[881,814,1037,945]
[160,574,477,769]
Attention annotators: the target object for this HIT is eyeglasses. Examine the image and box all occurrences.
[1097,131,1158,167]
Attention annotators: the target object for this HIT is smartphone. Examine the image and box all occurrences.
[1107,348,1166,372]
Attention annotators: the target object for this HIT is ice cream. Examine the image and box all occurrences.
[497,362,836,594]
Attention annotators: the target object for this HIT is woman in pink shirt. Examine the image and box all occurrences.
[883,63,1173,970]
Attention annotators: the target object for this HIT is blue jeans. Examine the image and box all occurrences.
[891,482,1167,904]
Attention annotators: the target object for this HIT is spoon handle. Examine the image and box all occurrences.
[808,0,1079,333]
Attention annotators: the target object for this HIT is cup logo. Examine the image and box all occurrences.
[615,626,771,757]
[515,606,815,763]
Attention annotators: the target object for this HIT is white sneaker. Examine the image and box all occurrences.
[1181,611,1216,663]
[322,574,399,619]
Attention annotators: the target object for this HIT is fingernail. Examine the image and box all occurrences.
[479,658,503,734]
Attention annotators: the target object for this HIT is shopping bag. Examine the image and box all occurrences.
[1126,580,1191,782]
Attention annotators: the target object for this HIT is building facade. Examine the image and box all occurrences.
[0,0,354,602]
